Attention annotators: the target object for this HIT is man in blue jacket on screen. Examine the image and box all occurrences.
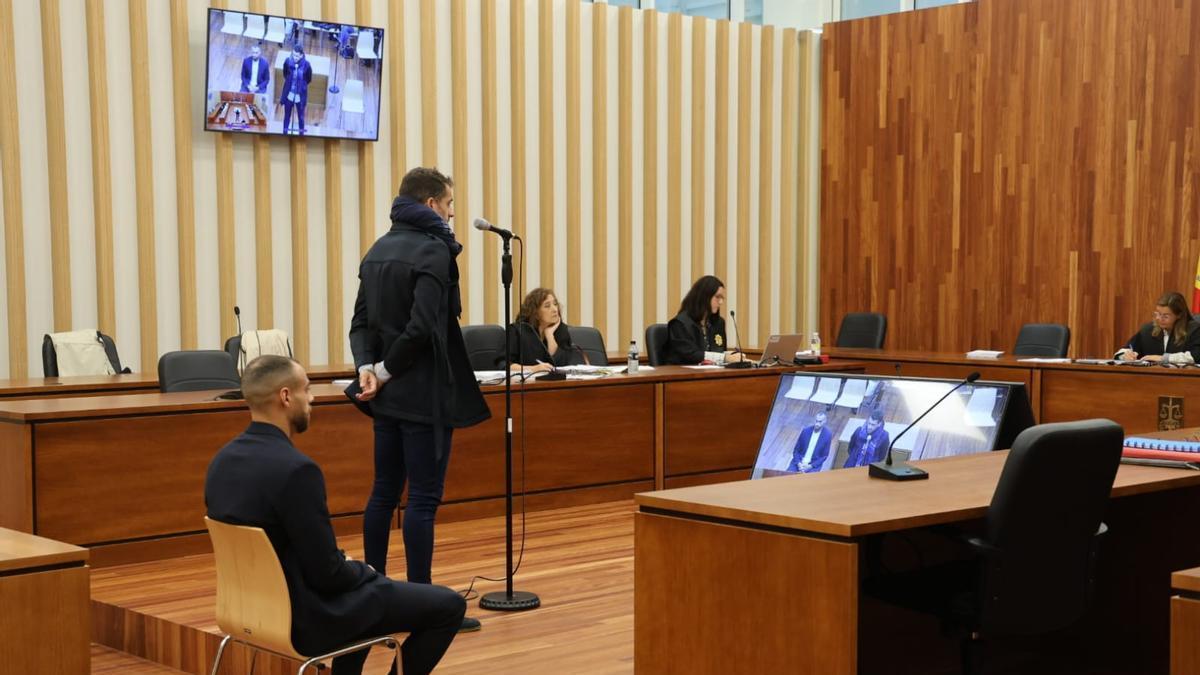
[239,43,270,94]
[282,44,312,134]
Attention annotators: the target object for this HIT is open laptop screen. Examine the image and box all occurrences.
[751,373,1024,479]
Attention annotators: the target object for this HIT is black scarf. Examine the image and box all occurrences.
[390,196,463,317]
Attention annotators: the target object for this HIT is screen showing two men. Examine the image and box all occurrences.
[204,9,384,141]
[751,374,1014,479]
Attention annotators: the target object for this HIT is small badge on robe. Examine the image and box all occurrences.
[715,334,723,347]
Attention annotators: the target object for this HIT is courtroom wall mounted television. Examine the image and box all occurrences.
[204,9,384,141]
[750,374,1034,479]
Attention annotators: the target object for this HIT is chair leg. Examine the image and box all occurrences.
[210,635,233,675]
[960,634,981,675]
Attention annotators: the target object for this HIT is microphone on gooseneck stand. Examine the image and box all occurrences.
[233,305,246,373]
[473,217,518,241]
[724,309,753,369]
[868,371,981,482]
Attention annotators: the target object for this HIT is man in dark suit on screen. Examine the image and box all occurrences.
[239,43,270,94]
[787,410,834,473]
[843,408,891,468]
[205,355,465,675]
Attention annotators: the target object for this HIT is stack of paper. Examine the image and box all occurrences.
[966,350,1004,359]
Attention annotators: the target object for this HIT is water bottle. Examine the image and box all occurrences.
[627,340,640,374]
[810,332,822,356]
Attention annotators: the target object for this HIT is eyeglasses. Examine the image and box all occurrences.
[1153,312,1177,320]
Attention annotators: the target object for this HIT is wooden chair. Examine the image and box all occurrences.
[205,517,402,675]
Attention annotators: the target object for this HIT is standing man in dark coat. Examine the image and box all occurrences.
[205,355,465,675]
[281,44,312,134]
[350,167,491,633]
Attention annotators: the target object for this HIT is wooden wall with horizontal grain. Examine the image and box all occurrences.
[820,0,1200,358]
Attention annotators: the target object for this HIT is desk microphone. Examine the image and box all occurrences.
[233,305,246,373]
[869,371,980,481]
[725,310,753,369]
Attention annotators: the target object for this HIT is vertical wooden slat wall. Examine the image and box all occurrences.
[821,0,1200,357]
[0,1,821,377]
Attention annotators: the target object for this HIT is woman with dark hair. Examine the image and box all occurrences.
[502,288,586,373]
[664,275,749,365]
[1116,291,1200,364]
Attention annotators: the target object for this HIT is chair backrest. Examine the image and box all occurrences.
[645,324,669,366]
[835,312,887,349]
[569,326,608,365]
[157,350,241,393]
[223,335,242,368]
[205,517,302,658]
[1013,323,1071,357]
[979,419,1123,636]
[461,324,506,371]
[42,331,125,377]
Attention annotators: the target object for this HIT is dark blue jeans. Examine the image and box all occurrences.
[363,417,453,584]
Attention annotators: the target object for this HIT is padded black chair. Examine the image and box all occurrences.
[223,335,242,369]
[569,326,608,365]
[42,331,127,376]
[461,324,506,371]
[157,350,241,393]
[835,312,887,349]
[645,323,669,367]
[871,419,1123,673]
[1013,323,1071,358]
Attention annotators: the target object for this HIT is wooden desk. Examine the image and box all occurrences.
[635,451,1200,674]
[0,528,89,672]
[0,362,863,563]
[1173,567,1200,675]
[0,363,356,400]
[831,348,1200,432]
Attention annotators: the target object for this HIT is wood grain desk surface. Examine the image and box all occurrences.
[1174,567,1200,593]
[829,347,1200,377]
[0,528,87,573]
[0,363,357,398]
[636,450,1200,538]
[0,361,865,423]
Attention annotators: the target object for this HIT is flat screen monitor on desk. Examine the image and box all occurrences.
[750,373,1034,479]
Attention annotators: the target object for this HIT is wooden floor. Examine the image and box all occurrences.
[92,644,185,674]
[92,501,636,674]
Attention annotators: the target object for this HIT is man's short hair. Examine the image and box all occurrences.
[868,408,885,423]
[242,355,302,407]
[398,167,454,204]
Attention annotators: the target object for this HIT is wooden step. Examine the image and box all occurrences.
[92,644,186,674]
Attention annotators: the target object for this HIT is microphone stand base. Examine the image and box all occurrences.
[723,361,753,369]
[868,460,930,481]
[479,590,541,612]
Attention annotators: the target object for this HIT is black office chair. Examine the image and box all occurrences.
[569,326,608,365]
[871,419,1123,674]
[835,312,887,349]
[42,331,128,377]
[645,324,669,366]
[1013,323,1071,358]
[223,335,242,368]
[157,350,241,393]
[461,324,506,371]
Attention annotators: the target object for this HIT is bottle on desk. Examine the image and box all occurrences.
[627,340,639,374]
[810,332,822,356]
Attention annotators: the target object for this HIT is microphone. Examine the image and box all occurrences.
[868,371,981,481]
[474,217,517,240]
[233,305,246,373]
[724,309,752,369]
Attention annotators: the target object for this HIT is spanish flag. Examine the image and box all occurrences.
[1194,250,1200,313]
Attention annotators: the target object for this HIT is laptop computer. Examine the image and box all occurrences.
[758,334,808,367]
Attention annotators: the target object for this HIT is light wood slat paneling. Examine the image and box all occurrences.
[169,0,196,350]
[690,15,706,281]
[322,0,343,364]
[797,30,815,335]
[451,0,469,319]
[666,13,682,309]
[757,26,774,343]
[618,6,633,348]
[388,0,404,195]
[779,28,798,335]
[212,0,236,344]
[592,2,608,336]
[356,0,374,260]
[40,0,70,331]
[0,0,25,377]
[481,0,499,324]
[713,20,730,288]
[420,0,437,166]
[510,0,527,312]
[249,0,273,328]
[286,0,308,366]
[820,0,1200,357]
[128,0,157,370]
[538,0,554,300]
[84,0,115,342]
[642,9,658,331]
[566,0,581,316]
[735,22,752,324]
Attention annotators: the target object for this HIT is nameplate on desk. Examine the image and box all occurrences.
[1159,396,1184,431]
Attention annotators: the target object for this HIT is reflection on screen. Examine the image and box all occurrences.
[750,374,1013,479]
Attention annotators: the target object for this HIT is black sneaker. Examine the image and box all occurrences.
[459,616,481,633]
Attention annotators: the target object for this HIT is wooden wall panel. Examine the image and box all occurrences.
[169,0,196,350]
[128,0,157,370]
[40,0,69,332]
[322,0,344,364]
[642,11,658,334]
[85,0,115,342]
[820,0,1200,358]
[593,3,608,336]
[566,0,581,318]
[666,14,682,308]
[0,0,26,377]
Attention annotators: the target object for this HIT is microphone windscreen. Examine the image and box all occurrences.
[966,371,981,382]
[234,305,241,316]
[473,217,491,232]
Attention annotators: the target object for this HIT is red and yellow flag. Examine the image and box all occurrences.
[1193,250,1200,314]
